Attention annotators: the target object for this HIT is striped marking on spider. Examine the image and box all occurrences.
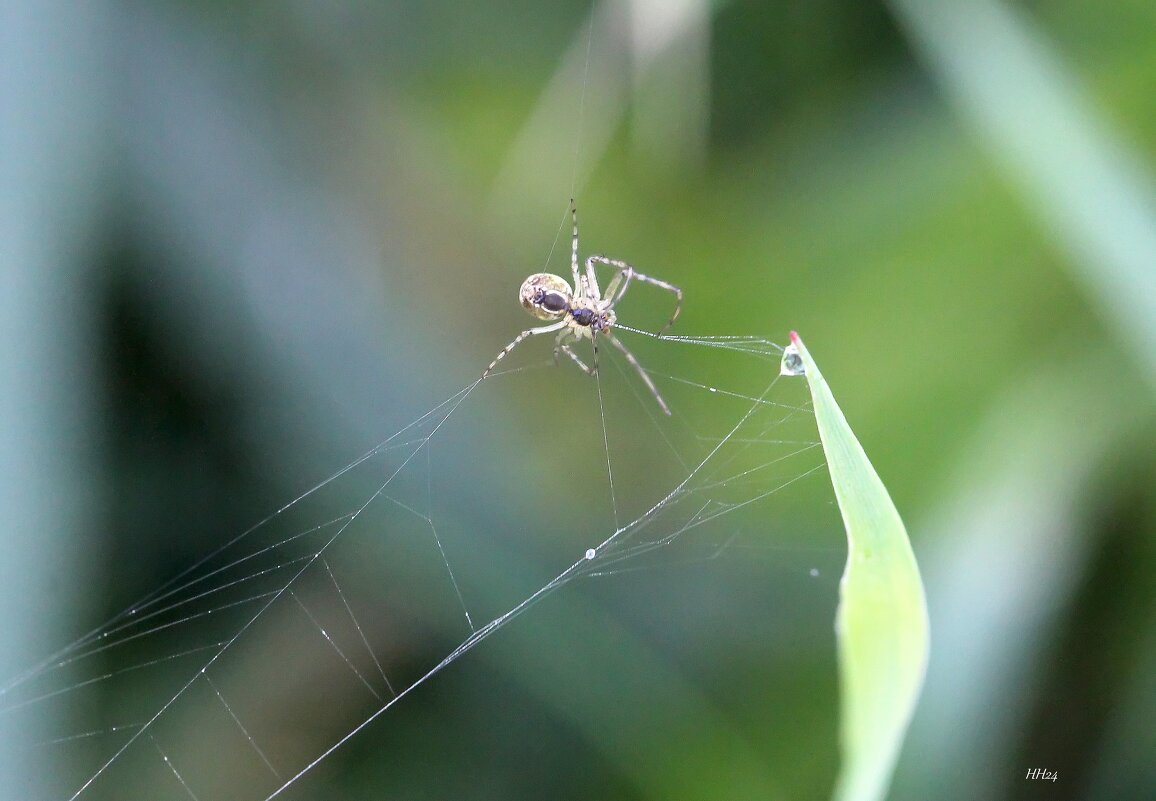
[483,200,682,415]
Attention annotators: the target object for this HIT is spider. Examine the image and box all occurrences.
[483,199,682,415]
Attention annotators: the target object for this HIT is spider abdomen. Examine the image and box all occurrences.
[519,273,574,321]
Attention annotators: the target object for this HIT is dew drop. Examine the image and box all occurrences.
[809,568,819,577]
[780,343,805,376]
[585,549,596,560]
[708,386,717,393]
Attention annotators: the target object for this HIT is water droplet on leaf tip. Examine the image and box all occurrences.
[780,344,805,376]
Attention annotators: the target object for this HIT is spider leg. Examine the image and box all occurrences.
[605,332,671,416]
[553,330,595,374]
[587,255,634,307]
[569,198,584,296]
[591,328,601,378]
[559,343,596,375]
[484,320,568,377]
[583,247,601,299]
[587,255,682,336]
[552,330,568,366]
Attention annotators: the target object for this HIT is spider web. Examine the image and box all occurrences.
[1,325,830,801]
[7,3,834,796]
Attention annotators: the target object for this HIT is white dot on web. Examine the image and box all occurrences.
[585,549,596,560]
[809,568,819,577]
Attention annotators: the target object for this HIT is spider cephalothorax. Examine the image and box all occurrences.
[485,200,682,415]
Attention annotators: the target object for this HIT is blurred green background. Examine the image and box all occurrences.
[3,0,1154,800]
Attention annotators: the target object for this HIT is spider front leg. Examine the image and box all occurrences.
[587,255,683,337]
[598,258,634,308]
[484,320,568,377]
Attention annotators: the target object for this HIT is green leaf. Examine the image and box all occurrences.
[783,332,930,801]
